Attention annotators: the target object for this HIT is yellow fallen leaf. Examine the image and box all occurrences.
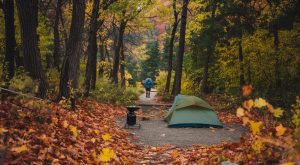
[243,99,254,110]
[275,124,287,136]
[94,130,100,135]
[242,117,250,126]
[99,148,115,162]
[69,125,78,138]
[281,162,294,165]
[249,121,262,135]
[63,120,69,128]
[92,149,99,163]
[102,133,111,141]
[171,150,179,158]
[12,145,29,153]
[0,127,8,134]
[254,98,267,108]
[236,107,245,117]
[91,138,96,143]
[251,140,264,153]
[273,108,284,118]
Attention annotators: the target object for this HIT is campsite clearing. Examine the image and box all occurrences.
[121,91,246,147]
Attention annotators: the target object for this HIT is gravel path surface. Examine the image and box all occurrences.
[119,90,246,147]
[118,118,246,147]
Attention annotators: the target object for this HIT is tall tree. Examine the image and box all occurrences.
[221,0,258,88]
[53,0,63,70]
[59,0,85,102]
[173,0,189,95]
[84,0,100,96]
[85,0,116,96]
[110,0,151,85]
[112,17,127,84]
[16,0,48,98]
[165,0,179,93]
[2,0,16,84]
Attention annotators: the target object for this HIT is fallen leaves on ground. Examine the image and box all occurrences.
[0,96,287,164]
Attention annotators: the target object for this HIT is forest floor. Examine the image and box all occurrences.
[0,92,279,164]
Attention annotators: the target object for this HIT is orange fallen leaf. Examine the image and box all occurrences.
[242,85,253,96]
[171,150,179,158]
[275,124,287,136]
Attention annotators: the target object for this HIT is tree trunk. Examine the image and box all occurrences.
[273,24,281,90]
[16,0,47,98]
[174,0,189,95]
[59,0,85,102]
[165,0,179,93]
[202,46,212,93]
[84,0,100,96]
[3,0,16,84]
[112,20,126,85]
[202,3,217,94]
[247,59,251,84]
[98,40,105,77]
[120,43,126,87]
[53,0,63,70]
[238,33,245,87]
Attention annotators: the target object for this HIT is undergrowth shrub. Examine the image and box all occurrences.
[9,68,38,94]
[89,77,143,106]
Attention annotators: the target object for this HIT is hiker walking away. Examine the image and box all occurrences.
[143,78,153,98]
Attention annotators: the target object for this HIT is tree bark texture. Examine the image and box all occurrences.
[84,0,100,96]
[174,0,189,95]
[112,20,126,85]
[3,0,16,83]
[120,43,125,87]
[273,24,281,90]
[53,0,63,70]
[59,0,85,99]
[16,0,47,98]
[202,3,217,94]
[165,0,179,93]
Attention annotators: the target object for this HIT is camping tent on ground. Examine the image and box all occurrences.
[164,95,223,128]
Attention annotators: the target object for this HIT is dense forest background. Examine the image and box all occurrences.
[0,0,299,107]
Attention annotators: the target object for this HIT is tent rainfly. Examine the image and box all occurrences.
[164,95,223,128]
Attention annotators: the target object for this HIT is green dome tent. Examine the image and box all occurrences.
[164,95,223,128]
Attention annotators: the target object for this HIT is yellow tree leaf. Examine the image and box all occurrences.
[273,108,284,118]
[0,127,8,135]
[102,133,111,141]
[12,145,29,153]
[236,107,245,117]
[275,124,287,136]
[243,99,254,110]
[242,85,253,96]
[254,98,268,108]
[249,121,263,135]
[69,125,78,138]
[99,148,115,162]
